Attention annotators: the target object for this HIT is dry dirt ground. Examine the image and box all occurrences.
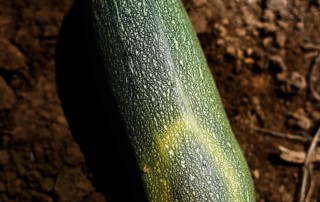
[0,0,320,201]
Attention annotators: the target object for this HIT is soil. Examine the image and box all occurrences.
[0,0,319,201]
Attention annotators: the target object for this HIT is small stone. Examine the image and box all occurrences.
[214,23,228,37]
[237,49,244,60]
[262,9,275,22]
[268,55,287,73]
[246,48,253,56]
[286,108,312,130]
[222,18,229,25]
[252,30,259,37]
[277,20,289,30]
[216,39,225,46]
[279,185,293,202]
[236,28,246,37]
[57,115,68,125]
[276,71,307,95]
[296,22,304,31]
[244,58,255,65]
[276,31,286,48]
[261,22,277,33]
[253,169,260,179]
[0,77,16,110]
[263,37,273,47]
[226,46,237,58]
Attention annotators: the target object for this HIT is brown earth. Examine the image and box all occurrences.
[0,0,319,201]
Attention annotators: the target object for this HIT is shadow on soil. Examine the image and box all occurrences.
[55,1,148,201]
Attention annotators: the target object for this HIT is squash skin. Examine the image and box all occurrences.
[88,0,255,201]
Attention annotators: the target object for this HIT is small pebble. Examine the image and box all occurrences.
[276,71,306,95]
[286,108,312,130]
[275,31,286,48]
[268,55,287,73]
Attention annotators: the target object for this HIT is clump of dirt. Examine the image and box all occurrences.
[0,0,319,201]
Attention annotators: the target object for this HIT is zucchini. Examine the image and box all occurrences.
[88,0,255,201]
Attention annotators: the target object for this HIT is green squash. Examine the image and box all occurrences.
[88,0,255,201]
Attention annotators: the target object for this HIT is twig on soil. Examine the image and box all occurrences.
[251,125,311,143]
[304,51,319,59]
[278,145,320,164]
[308,52,320,102]
[278,146,306,163]
[304,176,315,202]
[302,43,320,51]
[299,127,320,202]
